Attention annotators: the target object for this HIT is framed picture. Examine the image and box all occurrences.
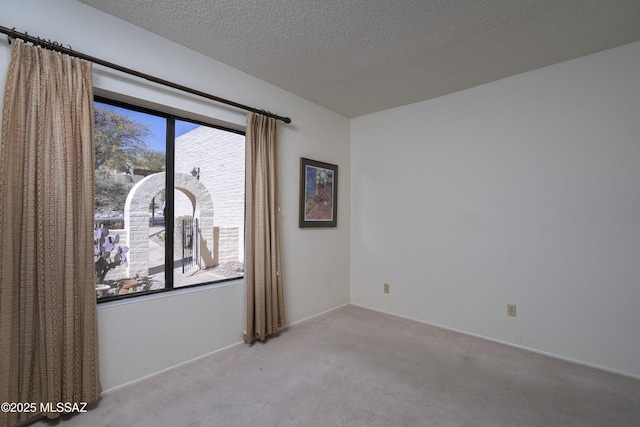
[299,158,338,228]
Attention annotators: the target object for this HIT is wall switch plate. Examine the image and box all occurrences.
[384,283,390,294]
[507,304,516,317]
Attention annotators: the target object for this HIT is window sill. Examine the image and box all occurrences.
[96,277,245,310]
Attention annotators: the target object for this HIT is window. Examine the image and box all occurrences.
[94,98,245,301]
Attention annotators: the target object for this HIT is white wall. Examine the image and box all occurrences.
[0,0,350,391]
[351,41,640,378]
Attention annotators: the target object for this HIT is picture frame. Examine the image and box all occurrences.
[299,158,338,228]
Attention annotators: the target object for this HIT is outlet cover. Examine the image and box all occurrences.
[507,304,516,317]
[384,283,390,294]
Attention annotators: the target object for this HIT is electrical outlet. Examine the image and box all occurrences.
[384,283,390,294]
[507,304,516,317]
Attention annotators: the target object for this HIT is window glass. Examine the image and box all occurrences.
[173,121,245,288]
[94,100,244,300]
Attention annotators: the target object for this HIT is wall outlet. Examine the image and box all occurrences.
[507,304,517,317]
[384,283,390,294]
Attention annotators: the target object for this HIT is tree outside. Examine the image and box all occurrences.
[94,106,166,219]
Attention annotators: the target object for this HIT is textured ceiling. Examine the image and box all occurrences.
[78,0,640,118]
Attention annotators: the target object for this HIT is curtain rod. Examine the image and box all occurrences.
[0,25,291,124]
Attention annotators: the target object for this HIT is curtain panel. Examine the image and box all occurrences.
[0,40,100,425]
[244,112,286,344]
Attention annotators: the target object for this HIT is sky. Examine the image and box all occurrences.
[95,101,199,152]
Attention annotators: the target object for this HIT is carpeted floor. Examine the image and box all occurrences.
[30,305,640,426]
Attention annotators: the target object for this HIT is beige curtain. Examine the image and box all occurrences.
[244,113,286,343]
[0,40,100,426]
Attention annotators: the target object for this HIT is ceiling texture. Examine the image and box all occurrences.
[78,0,640,118]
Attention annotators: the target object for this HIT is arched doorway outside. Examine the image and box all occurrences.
[123,172,214,279]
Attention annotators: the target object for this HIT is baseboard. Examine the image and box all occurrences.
[101,301,636,396]
[100,340,245,395]
[349,303,640,381]
[287,302,350,328]
[100,302,350,395]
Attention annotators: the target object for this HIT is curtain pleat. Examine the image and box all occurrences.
[244,113,286,344]
[0,40,101,426]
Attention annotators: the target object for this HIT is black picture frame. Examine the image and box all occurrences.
[299,158,338,228]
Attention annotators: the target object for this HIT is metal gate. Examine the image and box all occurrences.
[181,217,199,273]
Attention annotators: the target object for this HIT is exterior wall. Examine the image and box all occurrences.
[123,172,216,277]
[174,126,245,263]
[174,172,215,267]
[124,173,162,277]
[214,227,240,264]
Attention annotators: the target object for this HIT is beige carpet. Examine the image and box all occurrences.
[30,305,640,426]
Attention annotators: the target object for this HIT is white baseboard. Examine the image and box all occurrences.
[100,340,245,395]
[101,300,637,397]
[101,302,350,395]
[349,303,640,381]
[287,302,350,328]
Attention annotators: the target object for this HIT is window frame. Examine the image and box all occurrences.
[94,95,245,303]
